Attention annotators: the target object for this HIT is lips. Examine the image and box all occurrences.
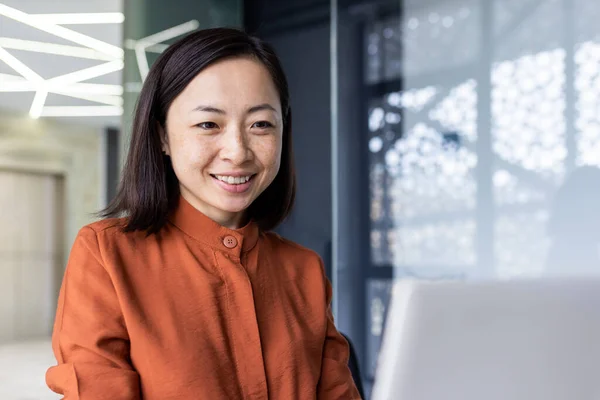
[212,174,254,185]
[210,174,256,194]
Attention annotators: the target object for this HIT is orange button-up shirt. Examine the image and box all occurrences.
[46,197,361,399]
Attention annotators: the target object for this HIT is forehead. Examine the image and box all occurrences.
[174,57,281,111]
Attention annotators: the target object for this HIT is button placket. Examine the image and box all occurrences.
[214,250,267,399]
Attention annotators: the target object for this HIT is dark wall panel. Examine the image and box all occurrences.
[246,0,333,276]
[268,24,332,274]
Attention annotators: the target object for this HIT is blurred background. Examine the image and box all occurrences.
[1,0,600,398]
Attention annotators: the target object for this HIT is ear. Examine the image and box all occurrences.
[157,123,170,156]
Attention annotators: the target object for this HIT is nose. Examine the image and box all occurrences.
[220,127,252,165]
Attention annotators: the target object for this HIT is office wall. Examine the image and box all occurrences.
[0,111,104,261]
[245,0,334,276]
[0,171,64,342]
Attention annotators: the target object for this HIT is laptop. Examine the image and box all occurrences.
[371,278,600,400]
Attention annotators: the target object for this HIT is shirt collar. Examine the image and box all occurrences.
[169,195,259,257]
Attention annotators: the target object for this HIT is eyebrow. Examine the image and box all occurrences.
[192,105,225,114]
[192,103,278,115]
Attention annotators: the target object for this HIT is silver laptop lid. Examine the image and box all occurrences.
[372,278,600,400]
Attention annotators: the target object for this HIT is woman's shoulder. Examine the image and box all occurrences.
[261,232,328,291]
[84,217,127,233]
[261,231,323,264]
[71,218,155,267]
[78,217,128,239]
[76,217,144,246]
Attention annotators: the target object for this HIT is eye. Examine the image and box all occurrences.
[196,122,219,130]
[252,121,274,129]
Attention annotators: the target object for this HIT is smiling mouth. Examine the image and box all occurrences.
[210,174,256,185]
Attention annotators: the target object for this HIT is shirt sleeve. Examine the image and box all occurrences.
[46,226,141,399]
[317,260,363,399]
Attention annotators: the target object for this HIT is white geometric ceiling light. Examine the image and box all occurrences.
[124,19,199,82]
[0,5,123,57]
[28,12,125,25]
[0,3,124,118]
[0,37,117,61]
[0,2,200,119]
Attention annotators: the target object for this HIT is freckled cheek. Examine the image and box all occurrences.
[253,139,282,176]
[270,151,282,174]
[169,140,214,176]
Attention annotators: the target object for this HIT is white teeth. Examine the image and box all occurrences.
[214,175,252,185]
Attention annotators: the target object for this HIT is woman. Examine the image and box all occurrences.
[45,28,361,399]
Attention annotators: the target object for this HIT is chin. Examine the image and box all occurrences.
[216,200,252,214]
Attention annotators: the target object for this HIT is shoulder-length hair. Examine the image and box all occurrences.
[102,28,295,233]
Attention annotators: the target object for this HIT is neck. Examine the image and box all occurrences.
[219,213,247,229]
[180,190,246,229]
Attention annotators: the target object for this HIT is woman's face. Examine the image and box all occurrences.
[162,57,283,228]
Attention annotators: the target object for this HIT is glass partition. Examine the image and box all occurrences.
[332,0,600,396]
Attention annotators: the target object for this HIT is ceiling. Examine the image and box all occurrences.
[0,0,123,127]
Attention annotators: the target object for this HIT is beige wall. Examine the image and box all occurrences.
[0,171,64,341]
[0,110,105,258]
[0,110,105,341]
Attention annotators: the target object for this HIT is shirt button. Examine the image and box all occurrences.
[223,235,238,249]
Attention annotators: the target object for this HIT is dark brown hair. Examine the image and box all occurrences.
[102,28,295,233]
